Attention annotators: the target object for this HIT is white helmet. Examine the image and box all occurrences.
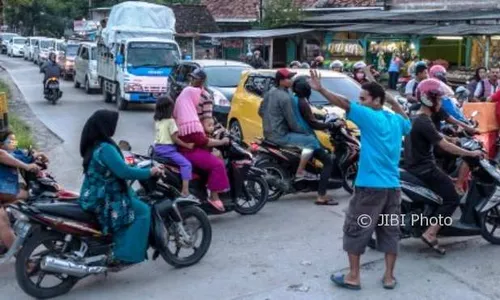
[353,61,367,70]
[330,60,344,70]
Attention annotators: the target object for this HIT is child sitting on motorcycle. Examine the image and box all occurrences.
[0,130,43,254]
[202,116,223,159]
[153,96,196,201]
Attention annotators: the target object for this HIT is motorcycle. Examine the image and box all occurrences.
[252,113,359,202]
[44,77,62,105]
[8,161,212,299]
[397,75,411,96]
[397,137,500,248]
[122,134,269,216]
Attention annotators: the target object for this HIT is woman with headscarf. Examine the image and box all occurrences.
[173,68,230,212]
[79,110,162,265]
[467,67,487,101]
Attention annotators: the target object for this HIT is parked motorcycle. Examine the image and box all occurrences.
[9,162,212,299]
[122,133,269,216]
[44,77,62,105]
[253,113,359,201]
[397,137,500,249]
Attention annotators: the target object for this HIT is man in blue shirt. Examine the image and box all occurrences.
[309,67,411,290]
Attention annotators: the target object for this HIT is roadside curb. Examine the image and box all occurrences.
[0,62,65,146]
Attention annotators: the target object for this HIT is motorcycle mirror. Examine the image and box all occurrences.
[471,111,479,118]
[118,140,131,151]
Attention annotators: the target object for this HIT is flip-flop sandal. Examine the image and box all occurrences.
[421,236,446,255]
[315,199,339,206]
[208,200,225,212]
[330,273,361,290]
[382,278,397,290]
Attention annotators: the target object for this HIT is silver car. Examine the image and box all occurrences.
[0,32,18,54]
[34,38,54,66]
[74,42,100,93]
[23,36,42,61]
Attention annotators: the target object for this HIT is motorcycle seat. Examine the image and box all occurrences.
[400,169,427,187]
[262,139,301,151]
[33,202,97,223]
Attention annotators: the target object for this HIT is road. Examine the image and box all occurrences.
[0,55,499,300]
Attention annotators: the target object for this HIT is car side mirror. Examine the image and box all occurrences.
[115,54,124,65]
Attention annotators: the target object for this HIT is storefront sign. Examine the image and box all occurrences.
[73,20,98,32]
[222,39,243,48]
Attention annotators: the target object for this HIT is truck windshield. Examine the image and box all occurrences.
[40,40,52,49]
[66,45,79,56]
[127,42,179,68]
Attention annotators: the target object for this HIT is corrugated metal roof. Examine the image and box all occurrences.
[199,28,315,38]
[326,23,500,35]
[303,9,500,23]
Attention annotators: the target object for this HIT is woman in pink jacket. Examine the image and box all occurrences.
[173,68,230,211]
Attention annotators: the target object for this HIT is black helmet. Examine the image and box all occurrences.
[292,76,311,99]
[49,52,56,61]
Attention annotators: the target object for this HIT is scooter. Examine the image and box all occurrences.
[398,137,500,249]
[44,76,63,105]
[252,113,359,201]
[8,162,211,299]
[121,134,270,216]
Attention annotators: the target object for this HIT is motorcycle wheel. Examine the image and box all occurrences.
[480,206,500,245]
[342,163,357,195]
[160,206,212,268]
[233,176,269,215]
[15,231,78,299]
[255,160,289,202]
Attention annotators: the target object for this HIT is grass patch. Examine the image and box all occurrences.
[0,79,35,148]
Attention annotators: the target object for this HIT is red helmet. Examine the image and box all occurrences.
[429,65,447,79]
[416,78,445,109]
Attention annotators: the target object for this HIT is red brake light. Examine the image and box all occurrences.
[250,143,260,152]
[125,156,135,165]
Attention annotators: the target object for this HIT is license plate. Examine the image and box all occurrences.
[13,221,31,238]
[49,84,59,89]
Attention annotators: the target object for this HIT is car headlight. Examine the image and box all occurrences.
[213,90,230,107]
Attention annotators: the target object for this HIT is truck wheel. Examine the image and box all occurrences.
[103,80,112,103]
[115,85,128,110]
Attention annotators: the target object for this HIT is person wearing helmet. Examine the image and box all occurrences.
[300,62,310,69]
[309,69,410,290]
[259,69,320,181]
[291,76,337,205]
[330,60,344,72]
[403,78,483,255]
[40,52,62,93]
[289,60,301,69]
[311,55,324,69]
[405,62,428,103]
[352,61,368,84]
[248,50,267,69]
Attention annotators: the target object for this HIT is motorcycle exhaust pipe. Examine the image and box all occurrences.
[40,256,107,278]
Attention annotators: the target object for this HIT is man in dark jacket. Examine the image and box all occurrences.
[249,50,267,69]
[40,52,61,92]
[259,68,319,181]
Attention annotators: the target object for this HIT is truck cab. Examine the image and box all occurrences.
[98,37,181,110]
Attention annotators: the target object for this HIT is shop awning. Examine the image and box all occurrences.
[199,28,315,39]
[326,24,436,35]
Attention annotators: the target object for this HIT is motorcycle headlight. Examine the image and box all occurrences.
[213,90,230,107]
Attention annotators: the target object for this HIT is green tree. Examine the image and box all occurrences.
[260,0,302,29]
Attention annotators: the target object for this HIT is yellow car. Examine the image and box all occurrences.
[227,69,362,150]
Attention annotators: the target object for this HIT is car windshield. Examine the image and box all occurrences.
[205,66,251,87]
[309,77,361,106]
[14,38,26,45]
[40,40,52,49]
[66,45,79,56]
[127,42,179,68]
[2,34,17,41]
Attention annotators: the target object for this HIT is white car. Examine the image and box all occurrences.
[0,32,18,54]
[7,36,26,57]
[34,38,54,66]
[74,42,101,93]
[23,36,42,61]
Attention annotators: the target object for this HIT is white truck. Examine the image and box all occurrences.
[97,1,181,110]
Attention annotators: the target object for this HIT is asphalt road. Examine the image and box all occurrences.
[0,55,499,300]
